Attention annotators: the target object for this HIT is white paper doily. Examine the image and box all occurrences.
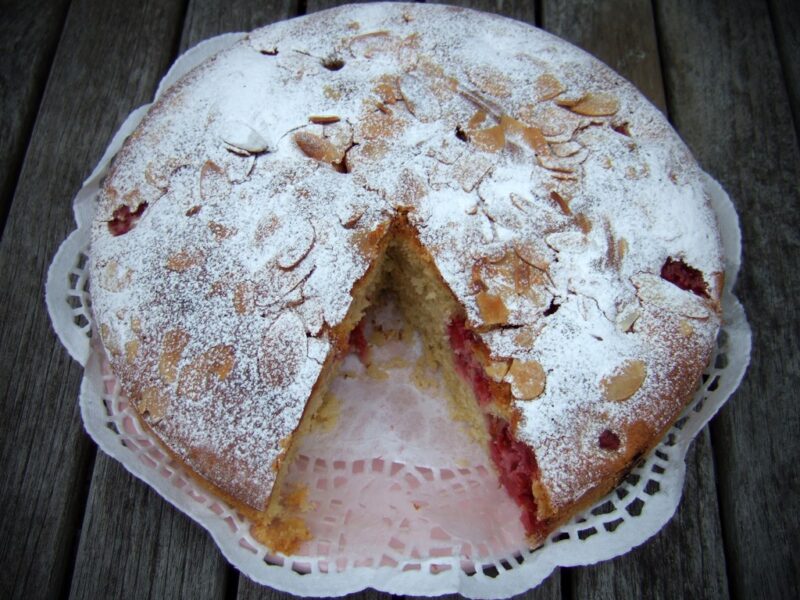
[46,30,751,599]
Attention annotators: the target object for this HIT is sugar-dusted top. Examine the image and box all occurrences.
[90,3,722,511]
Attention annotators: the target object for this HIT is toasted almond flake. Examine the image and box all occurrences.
[569,92,619,116]
[680,320,694,336]
[398,73,441,122]
[139,387,168,420]
[485,360,510,382]
[616,307,640,333]
[470,125,505,152]
[476,290,509,325]
[522,125,549,155]
[602,360,647,401]
[166,249,204,272]
[294,131,342,164]
[220,120,270,154]
[309,115,341,124]
[468,110,487,129]
[534,73,565,101]
[506,359,546,400]
[125,340,139,364]
[159,329,190,384]
[575,212,592,233]
[555,96,583,108]
[550,190,572,215]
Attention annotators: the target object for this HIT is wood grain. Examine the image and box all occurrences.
[655,0,800,598]
[542,0,666,112]
[768,0,800,141]
[180,0,298,53]
[0,0,190,598]
[69,455,230,599]
[541,0,729,595]
[0,0,71,235]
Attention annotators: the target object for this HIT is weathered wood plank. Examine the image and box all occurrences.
[655,0,800,598]
[0,0,190,598]
[541,0,729,596]
[768,0,800,141]
[542,0,666,112]
[180,0,298,53]
[69,456,230,599]
[0,0,71,235]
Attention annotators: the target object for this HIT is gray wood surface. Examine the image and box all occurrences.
[0,0,189,598]
[0,0,71,234]
[768,0,800,141]
[655,0,800,598]
[69,455,231,599]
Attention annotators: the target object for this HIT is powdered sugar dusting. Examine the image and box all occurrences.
[90,3,722,513]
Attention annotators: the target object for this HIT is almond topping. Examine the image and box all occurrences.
[534,73,565,101]
[294,131,342,164]
[476,290,509,325]
[309,115,341,124]
[602,360,647,401]
[522,126,550,155]
[680,320,694,337]
[470,125,505,153]
[139,387,168,421]
[568,92,619,116]
[124,340,139,365]
[468,110,487,129]
[159,329,190,384]
[485,360,510,382]
[550,190,572,215]
[166,249,204,272]
[506,359,546,400]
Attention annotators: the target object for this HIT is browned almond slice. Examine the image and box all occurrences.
[166,249,205,272]
[294,131,342,164]
[569,92,619,116]
[602,360,647,401]
[468,110,488,129]
[506,359,546,400]
[159,329,190,384]
[485,360,510,382]
[470,124,505,152]
[550,190,572,215]
[309,115,341,124]
[522,125,549,155]
[139,387,168,420]
[476,290,509,325]
[534,73,565,102]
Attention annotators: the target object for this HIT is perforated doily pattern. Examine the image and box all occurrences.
[45,31,751,599]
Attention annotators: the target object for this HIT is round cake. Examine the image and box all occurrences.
[89,3,723,552]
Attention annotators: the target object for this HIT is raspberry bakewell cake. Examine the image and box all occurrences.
[90,3,723,553]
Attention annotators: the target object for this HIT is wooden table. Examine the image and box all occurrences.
[1,1,798,598]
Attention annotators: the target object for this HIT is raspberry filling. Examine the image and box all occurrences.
[599,429,621,450]
[447,317,544,537]
[660,257,709,298]
[107,202,148,236]
[347,319,369,365]
[447,317,493,406]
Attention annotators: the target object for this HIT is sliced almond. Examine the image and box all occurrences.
[534,73,565,102]
[476,291,509,325]
[124,340,139,365]
[309,115,341,124]
[166,249,204,272]
[294,131,342,164]
[485,360,510,382]
[602,360,647,401]
[470,125,505,153]
[506,359,546,400]
[550,190,572,215]
[159,329,190,384]
[139,387,168,421]
[680,320,694,337]
[568,93,619,116]
[468,110,488,129]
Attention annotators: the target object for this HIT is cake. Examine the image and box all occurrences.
[89,3,723,553]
